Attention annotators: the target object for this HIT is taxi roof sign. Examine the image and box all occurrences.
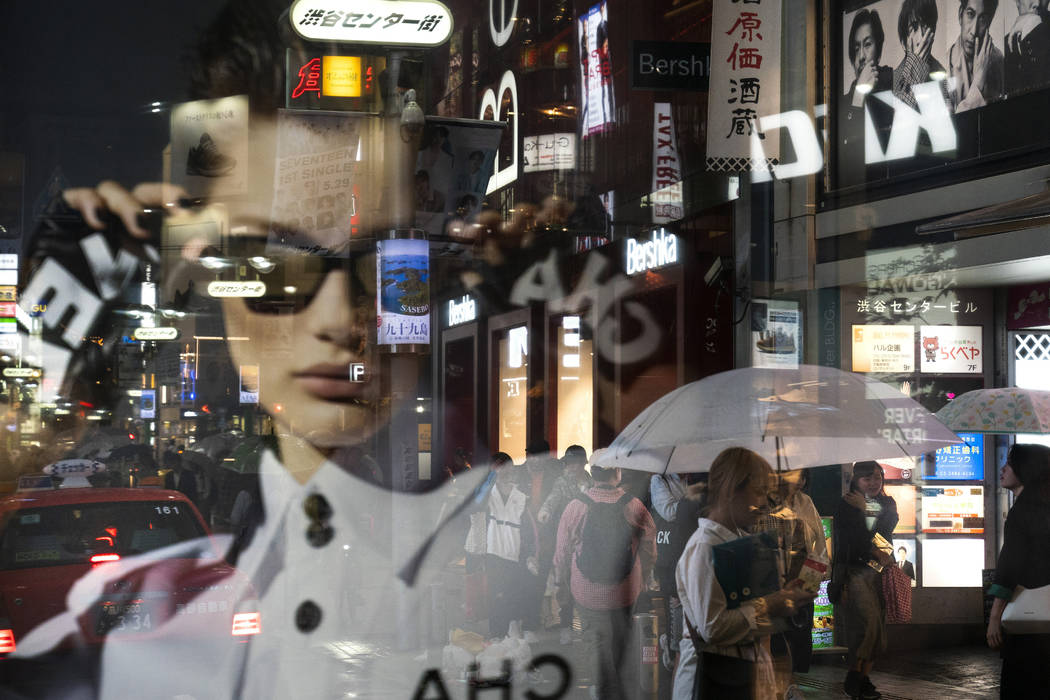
[43,460,107,488]
[289,0,453,47]
[3,367,41,378]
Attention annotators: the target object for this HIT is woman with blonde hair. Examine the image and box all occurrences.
[672,447,815,700]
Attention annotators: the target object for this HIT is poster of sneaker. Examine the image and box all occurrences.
[751,299,801,368]
[170,96,250,197]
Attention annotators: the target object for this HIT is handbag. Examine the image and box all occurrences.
[881,564,912,623]
[1002,584,1050,633]
[464,510,488,555]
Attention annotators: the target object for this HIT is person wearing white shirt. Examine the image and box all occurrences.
[672,448,814,700]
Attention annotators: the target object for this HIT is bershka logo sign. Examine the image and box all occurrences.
[626,229,678,276]
[631,41,710,91]
[447,295,476,326]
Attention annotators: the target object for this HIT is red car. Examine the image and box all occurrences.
[0,482,259,664]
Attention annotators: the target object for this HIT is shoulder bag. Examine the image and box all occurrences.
[1002,584,1050,633]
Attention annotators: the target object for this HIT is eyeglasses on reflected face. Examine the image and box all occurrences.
[197,235,377,315]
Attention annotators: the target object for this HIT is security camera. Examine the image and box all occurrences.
[400,89,424,135]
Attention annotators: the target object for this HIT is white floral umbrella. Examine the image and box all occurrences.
[934,387,1050,434]
[592,365,961,474]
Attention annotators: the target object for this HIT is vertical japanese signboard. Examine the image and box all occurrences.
[578,1,615,137]
[377,237,430,346]
[706,0,781,170]
[652,103,684,224]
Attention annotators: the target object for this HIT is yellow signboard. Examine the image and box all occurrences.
[322,56,362,97]
[0,286,16,302]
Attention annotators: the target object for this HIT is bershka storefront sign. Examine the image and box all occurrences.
[446,295,476,327]
[626,229,678,276]
[631,41,710,91]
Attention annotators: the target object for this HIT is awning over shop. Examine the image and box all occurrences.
[916,187,1050,238]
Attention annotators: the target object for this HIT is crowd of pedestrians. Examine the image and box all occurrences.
[461,442,1050,700]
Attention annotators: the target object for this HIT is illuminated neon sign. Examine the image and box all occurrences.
[290,0,453,46]
[626,229,678,276]
[292,58,322,99]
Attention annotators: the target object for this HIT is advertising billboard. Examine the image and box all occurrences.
[240,365,260,404]
[921,485,984,534]
[920,325,982,374]
[170,96,250,198]
[851,325,915,373]
[922,537,984,587]
[884,484,917,534]
[578,1,615,137]
[751,299,801,369]
[376,237,430,346]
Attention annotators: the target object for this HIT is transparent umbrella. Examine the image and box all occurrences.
[592,365,961,474]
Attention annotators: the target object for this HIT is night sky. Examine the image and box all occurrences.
[0,2,223,224]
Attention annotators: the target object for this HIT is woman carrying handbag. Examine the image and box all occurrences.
[986,443,1050,698]
[829,461,898,700]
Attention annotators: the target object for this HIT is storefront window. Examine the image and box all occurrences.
[498,325,528,462]
[555,315,593,455]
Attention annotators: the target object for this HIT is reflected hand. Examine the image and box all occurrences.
[917,27,934,61]
[844,491,866,511]
[764,580,816,617]
[537,510,550,524]
[971,33,992,94]
[987,617,1003,649]
[62,182,188,238]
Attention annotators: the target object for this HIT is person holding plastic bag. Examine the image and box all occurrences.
[985,443,1050,697]
[672,448,814,700]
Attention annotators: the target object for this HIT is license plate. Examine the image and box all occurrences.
[96,600,154,635]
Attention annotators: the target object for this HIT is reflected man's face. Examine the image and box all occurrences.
[960,0,991,58]
[206,118,385,450]
[851,23,880,77]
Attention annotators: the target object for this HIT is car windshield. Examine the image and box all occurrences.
[0,501,207,570]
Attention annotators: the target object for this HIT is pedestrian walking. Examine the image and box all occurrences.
[830,460,898,700]
[484,452,539,638]
[538,444,593,642]
[554,465,656,700]
[985,443,1050,698]
[520,439,561,630]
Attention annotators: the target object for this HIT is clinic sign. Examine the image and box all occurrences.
[625,228,679,276]
[289,0,453,46]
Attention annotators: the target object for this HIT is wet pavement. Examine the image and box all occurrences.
[796,646,1001,700]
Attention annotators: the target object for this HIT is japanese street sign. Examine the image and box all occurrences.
[290,0,453,46]
[706,0,781,170]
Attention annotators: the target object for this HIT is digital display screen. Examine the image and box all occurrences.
[578,1,615,137]
[923,433,984,481]
[921,486,984,534]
